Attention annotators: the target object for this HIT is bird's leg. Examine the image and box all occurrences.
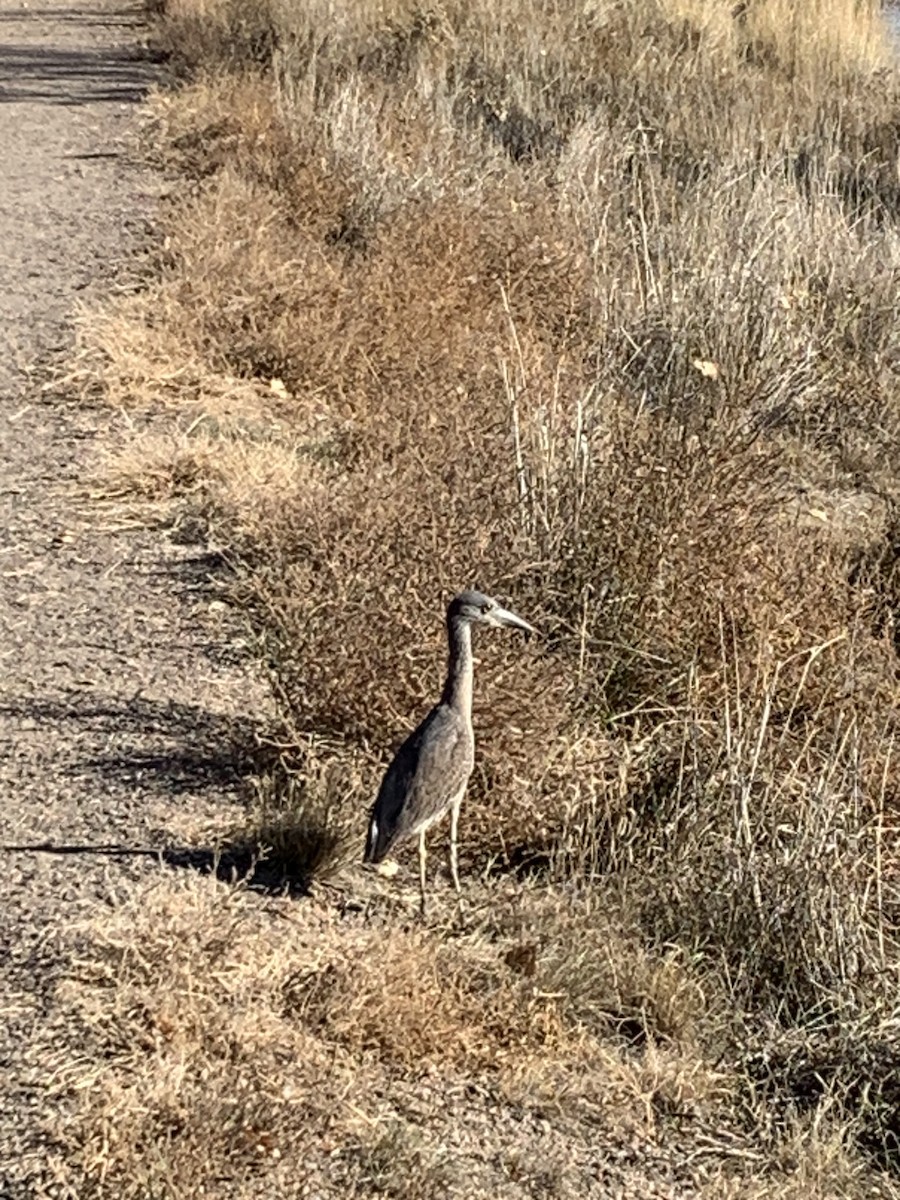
[449,799,462,895]
[418,829,427,918]
[449,800,467,926]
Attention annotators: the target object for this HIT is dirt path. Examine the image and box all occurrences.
[0,2,267,1187]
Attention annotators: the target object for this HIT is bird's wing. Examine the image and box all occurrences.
[365,705,473,860]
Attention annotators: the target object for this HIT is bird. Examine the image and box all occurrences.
[364,589,536,915]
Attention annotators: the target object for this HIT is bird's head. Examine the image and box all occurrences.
[448,590,536,636]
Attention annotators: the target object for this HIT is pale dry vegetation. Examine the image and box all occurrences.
[47,0,900,1194]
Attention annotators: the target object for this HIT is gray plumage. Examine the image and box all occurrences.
[364,589,535,913]
[364,705,473,861]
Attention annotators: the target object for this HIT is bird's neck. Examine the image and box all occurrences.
[441,616,474,720]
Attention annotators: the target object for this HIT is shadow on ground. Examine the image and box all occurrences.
[0,692,262,796]
[0,7,159,106]
[0,689,325,894]
[0,838,315,896]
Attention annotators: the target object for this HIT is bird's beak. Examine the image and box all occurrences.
[493,606,537,637]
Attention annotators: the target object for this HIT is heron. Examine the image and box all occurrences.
[363,589,536,915]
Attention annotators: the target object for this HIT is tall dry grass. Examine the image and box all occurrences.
[52,0,900,1192]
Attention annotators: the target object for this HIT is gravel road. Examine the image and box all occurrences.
[0,3,267,1187]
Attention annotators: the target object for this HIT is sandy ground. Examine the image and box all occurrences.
[0,2,268,1187]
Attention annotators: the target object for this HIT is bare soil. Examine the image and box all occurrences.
[0,2,268,1188]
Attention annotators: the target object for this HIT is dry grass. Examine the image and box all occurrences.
[49,0,900,1193]
[39,874,724,1196]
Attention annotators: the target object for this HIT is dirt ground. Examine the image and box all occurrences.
[0,2,270,1188]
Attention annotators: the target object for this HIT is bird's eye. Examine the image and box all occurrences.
[481,602,492,614]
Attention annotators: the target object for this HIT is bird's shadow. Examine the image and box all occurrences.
[161,841,317,896]
[0,688,322,896]
[0,840,313,896]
